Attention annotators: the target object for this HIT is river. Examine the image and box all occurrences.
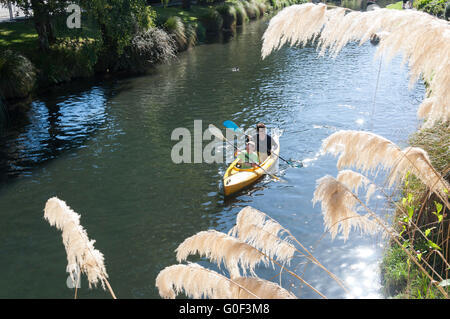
[0,12,425,298]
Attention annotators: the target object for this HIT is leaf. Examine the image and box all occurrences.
[416,252,422,261]
[402,240,409,249]
[427,240,441,251]
[424,228,434,237]
[434,201,442,214]
[407,193,413,204]
[407,206,414,220]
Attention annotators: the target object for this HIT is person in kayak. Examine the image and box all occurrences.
[254,123,278,162]
[237,141,259,169]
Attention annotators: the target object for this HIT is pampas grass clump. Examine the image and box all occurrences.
[200,9,224,34]
[234,1,249,25]
[44,197,116,298]
[176,230,269,278]
[164,16,188,50]
[217,3,237,31]
[321,130,450,203]
[0,50,36,99]
[156,206,351,299]
[243,1,258,20]
[313,175,381,241]
[155,263,296,299]
[261,3,450,127]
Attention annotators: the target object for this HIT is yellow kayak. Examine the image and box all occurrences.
[223,136,280,196]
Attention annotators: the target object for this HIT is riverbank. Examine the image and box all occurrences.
[380,122,449,298]
[378,3,450,299]
[0,0,306,112]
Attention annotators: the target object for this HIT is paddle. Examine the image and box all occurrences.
[208,124,284,182]
[223,120,303,168]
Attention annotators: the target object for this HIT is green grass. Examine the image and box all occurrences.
[386,1,403,9]
[0,20,38,54]
[381,122,450,299]
[153,5,212,26]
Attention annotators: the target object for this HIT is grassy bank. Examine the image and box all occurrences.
[0,0,306,105]
[387,0,450,20]
[381,123,450,298]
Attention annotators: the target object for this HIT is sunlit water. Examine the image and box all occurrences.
[0,15,425,298]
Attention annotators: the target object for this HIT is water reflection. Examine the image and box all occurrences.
[0,87,108,182]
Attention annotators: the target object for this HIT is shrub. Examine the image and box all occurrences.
[195,22,207,43]
[185,22,198,48]
[242,1,258,19]
[234,1,249,25]
[164,16,188,51]
[116,27,176,73]
[217,3,237,31]
[199,9,224,34]
[0,50,36,99]
[255,1,267,16]
[415,0,447,18]
[31,39,102,86]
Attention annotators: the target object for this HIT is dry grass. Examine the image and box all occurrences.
[44,197,116,298]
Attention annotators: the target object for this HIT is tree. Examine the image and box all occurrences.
[81,0,153,55]
[0,0,69,51]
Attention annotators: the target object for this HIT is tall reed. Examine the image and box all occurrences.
[155,206,348,299]
[44,197,116,299]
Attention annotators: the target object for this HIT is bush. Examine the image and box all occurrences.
[415,0,447,18]
[255,1,267,16]
[242,1,258,19]
[234,2,249,25]
[164,16,188,51]
[217,3,237,30]
[199,9,224,34]
[195,22,207,43]
[116,27,177,73]
[185,22,198,48]
[0,50,36,99]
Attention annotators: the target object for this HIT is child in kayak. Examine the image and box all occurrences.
[237,141,259,169]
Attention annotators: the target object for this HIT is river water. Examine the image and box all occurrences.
[0,13,425,298]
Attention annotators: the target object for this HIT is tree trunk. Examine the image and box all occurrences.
[30,0,55,51]
[7,1,13,20]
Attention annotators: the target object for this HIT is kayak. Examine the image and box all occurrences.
[223,136,280,196]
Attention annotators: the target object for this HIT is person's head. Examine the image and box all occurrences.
[256,123,267,139]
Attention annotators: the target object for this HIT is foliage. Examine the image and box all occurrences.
[37,38,101,85]
[217,3,237,30]
[81,0,155,55]
[108,27,177,74]
[233,1,249,25]
[0,49,36,99]
[199,8,224,33]
[1,0,71,50]
[242,1,259,19]
[164,16,188,50]
[414,0,447,18]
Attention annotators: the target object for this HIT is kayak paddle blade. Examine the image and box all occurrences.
[223,120,243,133]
